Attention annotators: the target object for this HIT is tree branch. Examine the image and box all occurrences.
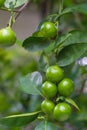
[8,0,32,27]
[15,0,32,20]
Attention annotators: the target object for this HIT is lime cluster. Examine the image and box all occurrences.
[41,65,74,121]
[32,21,57,39]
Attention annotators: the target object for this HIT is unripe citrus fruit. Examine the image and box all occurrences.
[41,81,57,98]
[0,27,16,47]
[41,99,55,114]
[46,65,64,82]
[58,78,74,97]
[40,21,57,38]
[53,102,72,121]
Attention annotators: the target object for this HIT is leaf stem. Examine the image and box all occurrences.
[8,11,15,27]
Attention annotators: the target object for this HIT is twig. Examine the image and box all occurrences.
[0,7,11,12]
[8,0,32,27]
[59,0,64,14]
[54,0,64,22]
[15,0,32,20]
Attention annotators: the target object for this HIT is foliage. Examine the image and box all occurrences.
[0,0,87,130]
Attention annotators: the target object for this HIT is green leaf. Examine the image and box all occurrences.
[60,31,87,47]
[19,71,42,95]
[38,52,49,72]
[45,31,87,54]
[23,37,51,52]
[76,112,87,121]
[29,95,41,112]
[64,3,87,15]
[5,0,27,8]
[0,111,40,127]
[65,97,80,111]
[59,8,73,17]
[55,33,72,47]
[45,33,71,53]
[35,121,58,130]
[57,43,87,66]
[58,3,87,18]
[75,3,87,14]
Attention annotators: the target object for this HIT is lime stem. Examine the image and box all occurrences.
[7,0,32,27]
[8,11,15,27]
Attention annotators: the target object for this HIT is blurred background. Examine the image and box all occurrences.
[0,0,87,130]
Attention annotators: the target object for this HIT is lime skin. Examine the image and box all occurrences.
[58,78,74,97]
[0,27,16,47]
[41,81,57,98]
[46,65,64,83]
[41,99,55,115]
[40,21,57,38]
[53,102,72,121]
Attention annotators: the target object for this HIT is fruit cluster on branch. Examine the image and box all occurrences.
[41,65,74,121]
